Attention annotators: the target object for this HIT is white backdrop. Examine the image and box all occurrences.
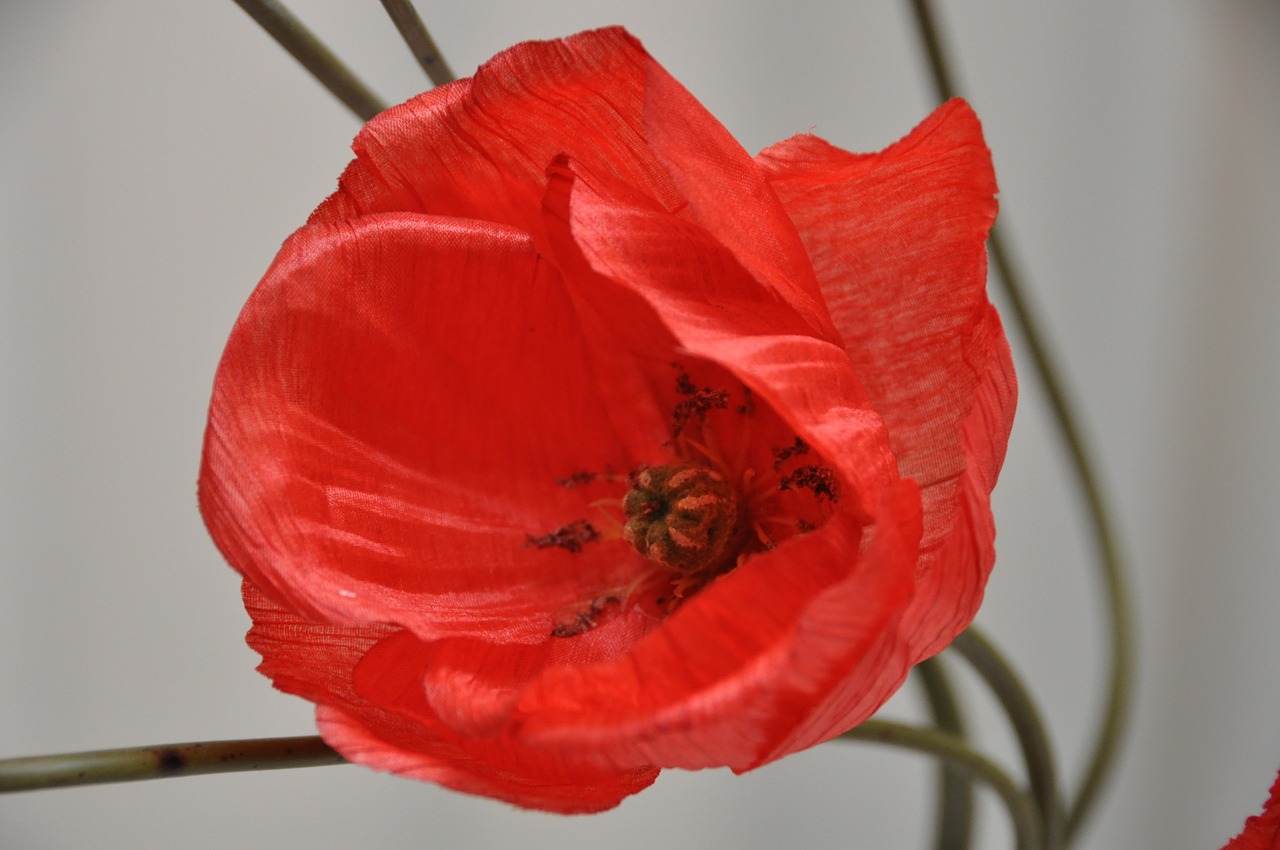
[2,2,1278,848]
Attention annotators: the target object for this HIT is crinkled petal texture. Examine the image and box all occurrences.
[1223,769,1280,850]
[199,26,1015,812]
[756,100,1016,659]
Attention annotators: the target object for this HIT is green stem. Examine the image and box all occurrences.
[987,234,1135,844]
[842,721,1043,850]
[916,656,975,850]
[905,1,1136,841]
[0,737,344,793]
[951,628,1064,849]
[231,0,388,121]
[378,0,456,86]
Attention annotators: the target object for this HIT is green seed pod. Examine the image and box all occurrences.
[623,464,742,575]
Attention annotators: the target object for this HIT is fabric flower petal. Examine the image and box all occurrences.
[542,153,897,520]
[201,27,1016,813]
[516,478,920,771]
[200,212,659,641]
[311,27,683,257]
[243,581,657,812]
[639,58,837,341]
[757,99,1014,657]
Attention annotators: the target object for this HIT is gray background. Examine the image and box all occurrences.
[2,2,1278,848]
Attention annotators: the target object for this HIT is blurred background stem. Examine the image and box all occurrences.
[905,0,1136,841]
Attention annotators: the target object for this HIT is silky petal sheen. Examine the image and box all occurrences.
[516,512,861,770]
[543,154,897,521]
[244,582,656,812]
[317,705,657,814]
[311,27,683,257]
[244,579,393,709]
[203,27,1017,813]
[518,480,920,771]
[410,603,656,738]
[741,479,923,765]
[757,99,1014,658]
[200,213,657,641]
[347,631,660,802]
[640,59,837,341]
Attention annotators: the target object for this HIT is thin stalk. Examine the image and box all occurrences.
[232,0,387,121]
[951,628,1064,849]
[0,737,344,792]
[905,0,957,107]
[905,0,1135,841]
[987,234,1135,843]
[843,721,1043,850]
[916,656,975,850]
[379,0,456,86]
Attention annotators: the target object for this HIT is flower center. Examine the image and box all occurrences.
[531,366,845,634]
[622,464,745,577]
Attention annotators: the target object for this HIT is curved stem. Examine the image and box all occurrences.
[951,628,1064,849]
[987,234,1135,843]
[0,737,344,793]
[905,1,1136,841]
[231,0,388,121]
[842,721,1043,850]
[379,0,456,86]
[916,656,975,850]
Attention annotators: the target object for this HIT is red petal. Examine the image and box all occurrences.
[317,704,657,814]
[311,28,682,259]
[516,480,920,771]
[757,100,1015,658]
[244,581,656,812]
[243,579,393,709]
[200,213,656,641]
[1224,769,1280,850]
[747,479,923,763]
[520,152,930,769]
[542,154,898,522]
[639,58,837,341]
[408,601,656,738]
[209,28,1017,807]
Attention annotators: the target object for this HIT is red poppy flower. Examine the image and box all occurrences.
[1224,769,1280,850]
[198,26,1015,812]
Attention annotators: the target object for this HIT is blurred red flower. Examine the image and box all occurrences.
[1224,769,1280,850]
[199,26,1015,812]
